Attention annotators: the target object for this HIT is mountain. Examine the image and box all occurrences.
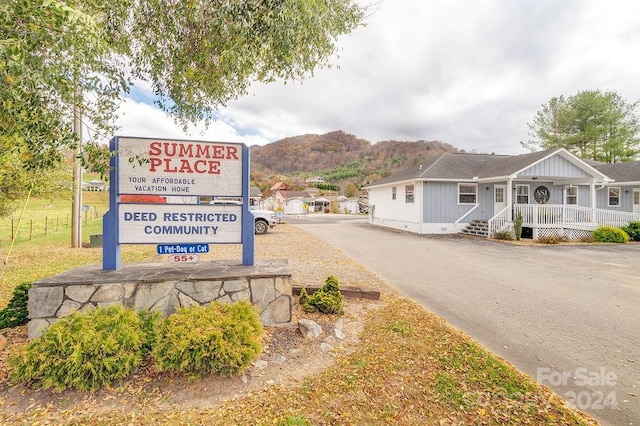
[250,130,461,192]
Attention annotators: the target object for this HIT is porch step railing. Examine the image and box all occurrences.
[488,204,640,237]
[487,205,512,237]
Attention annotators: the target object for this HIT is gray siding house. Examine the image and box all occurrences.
[364,148,640,240]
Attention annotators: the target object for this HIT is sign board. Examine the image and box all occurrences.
[102,136,254,270]
[119,203,241,244]
[116,137,243,197]
[157,244,209,255]
[534,186,551,204]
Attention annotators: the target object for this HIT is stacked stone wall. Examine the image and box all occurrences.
[28,260,292,338]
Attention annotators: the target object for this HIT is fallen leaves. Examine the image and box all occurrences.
[0,223,598,425]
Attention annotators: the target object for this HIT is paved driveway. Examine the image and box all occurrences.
[287,214,640,426]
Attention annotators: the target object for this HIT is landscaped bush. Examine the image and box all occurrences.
[299,275,344,314]
[10,305,152,391]
[592,227,630,243]
[138,309,164,353]
[492,230,514,240]
[536,235,568,244]
[621,221,640,241]
[153,301,262,377]
[0,282,31,329]
[513,213,523,241]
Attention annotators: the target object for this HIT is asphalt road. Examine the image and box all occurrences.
[287,214,640,426]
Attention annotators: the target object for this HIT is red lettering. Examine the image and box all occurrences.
[149,158,162,171]
[209,161,221,174]
[212,145,224,158]
[163,158,177,172]
[226,146,239,160]
[194,159,207,173]
[165,142,177,156]
[178,159,194,173]
[178,143,194,157]
[195,144,210,158]
[149,141,162,156]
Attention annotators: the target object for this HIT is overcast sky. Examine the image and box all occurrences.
[111,0,640,155]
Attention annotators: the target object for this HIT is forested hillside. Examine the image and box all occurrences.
[250,130,461,195]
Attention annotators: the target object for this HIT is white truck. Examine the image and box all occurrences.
[209,200,276,235]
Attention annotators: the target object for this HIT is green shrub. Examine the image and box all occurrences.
[298,287,311,311]
[10,305,149,391]
[592,227,630,243]
[300,275,343,314]
[621,221,640,241]
[0,282,32,329]
[138,309,164,354]
[492,230,514,240]
[153,301,262,377]
[513,213,523,241]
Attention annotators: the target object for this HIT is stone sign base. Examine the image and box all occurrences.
[28,259,292,339]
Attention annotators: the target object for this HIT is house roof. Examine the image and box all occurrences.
[370,153,503,186]
[365,148,613,189]
[592,161,640,183]
[310,195,348,202]
[270,182,289,191]
[476,150,555,178]
[280,190,311,200]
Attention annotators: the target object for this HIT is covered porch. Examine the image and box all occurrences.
[488,204,640,240]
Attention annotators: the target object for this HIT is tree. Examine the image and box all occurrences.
[131,0,364,126]
[344,182,360,198]
[522,90,640,162]
[1,0,365,214]
[1,0,130,214]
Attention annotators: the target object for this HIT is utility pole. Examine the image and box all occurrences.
[71,82,83,248]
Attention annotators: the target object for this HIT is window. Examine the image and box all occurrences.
[392,187,396,200]
[516,184,529,204]
[608,187,620,207]
[405,185,414,203]
[565,186,578,205]
[458,183,477,204]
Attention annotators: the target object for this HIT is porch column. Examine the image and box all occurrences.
[506,179,513,218]
[590,181,597,223]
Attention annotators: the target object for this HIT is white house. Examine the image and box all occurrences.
[339,199,360,214]
[82,180,107,191]
[364,148,640,240]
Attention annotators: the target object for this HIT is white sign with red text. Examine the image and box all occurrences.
[117,137,243,197]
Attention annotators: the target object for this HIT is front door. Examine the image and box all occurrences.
[494,185,507,215]
[634,188,640,213]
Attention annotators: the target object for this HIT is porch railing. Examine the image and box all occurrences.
[488,204,640,237]
[487,205,512,237]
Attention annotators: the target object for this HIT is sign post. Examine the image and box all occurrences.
[103,137,253,270]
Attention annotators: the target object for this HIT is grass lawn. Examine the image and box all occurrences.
[0,191,155,305]
[0,195,596,425]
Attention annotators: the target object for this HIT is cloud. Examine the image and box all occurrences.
[111,0,640,156]
[113,98,270,146]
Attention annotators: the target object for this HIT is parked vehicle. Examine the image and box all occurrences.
[209,200,276,234]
